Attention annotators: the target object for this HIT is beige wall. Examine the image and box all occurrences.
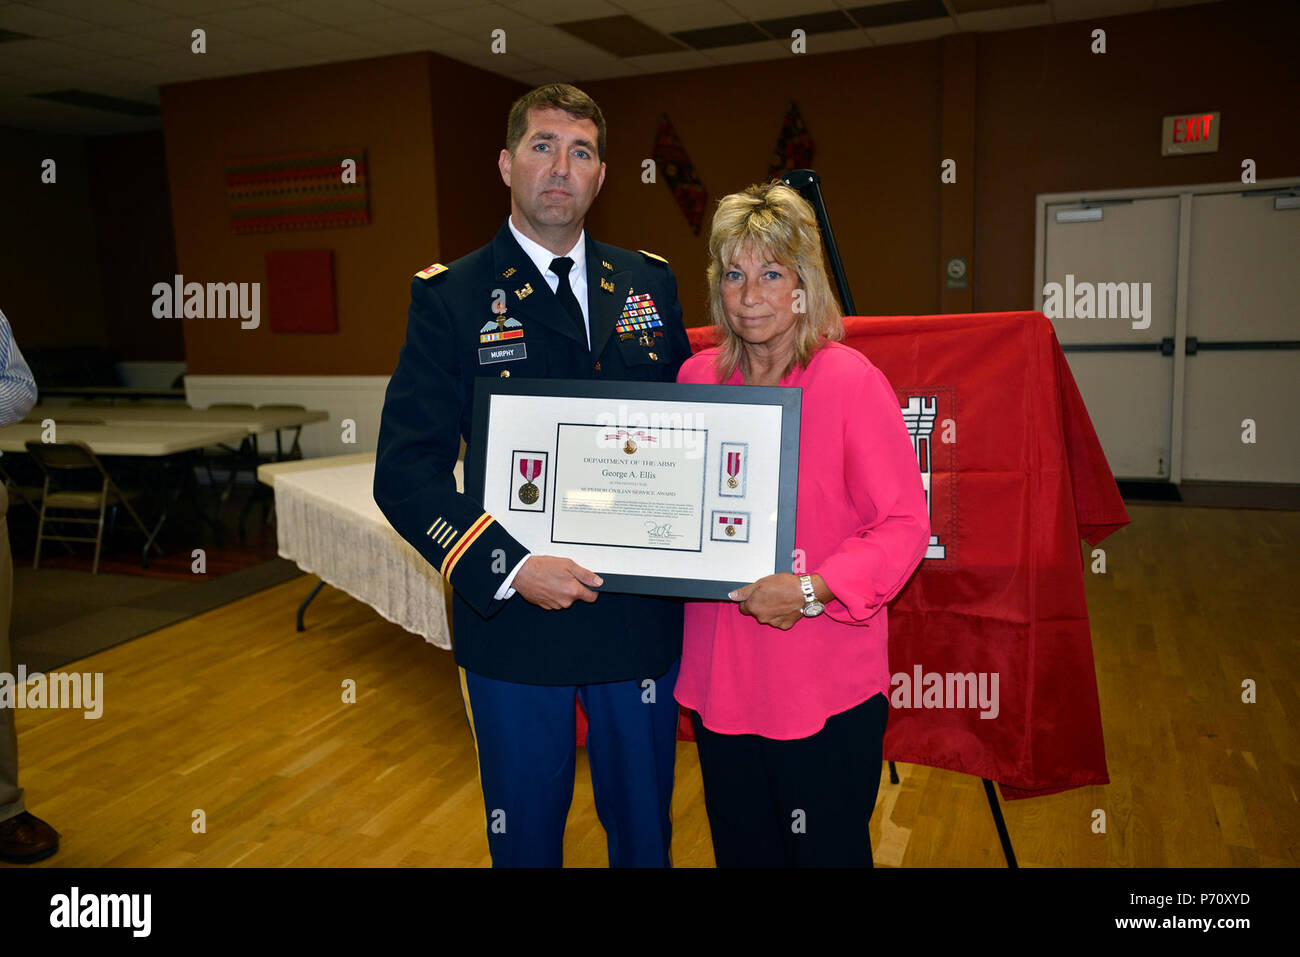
[161,53,442,376]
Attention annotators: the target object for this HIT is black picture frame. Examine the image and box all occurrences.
[468,377,801,600]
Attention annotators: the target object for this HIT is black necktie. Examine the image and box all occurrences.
[549,257,587,347]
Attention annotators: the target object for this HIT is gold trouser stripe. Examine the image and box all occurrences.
[457,666,478,752]
[458,667,491,837]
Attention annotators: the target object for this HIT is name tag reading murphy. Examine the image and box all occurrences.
[479,343,527,365]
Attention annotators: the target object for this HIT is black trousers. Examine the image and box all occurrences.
[689,693,888,868]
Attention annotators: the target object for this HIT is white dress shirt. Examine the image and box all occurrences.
[507,215,590,346]
[492,217,590,601]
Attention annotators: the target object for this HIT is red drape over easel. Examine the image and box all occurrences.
[577,311,1127,800]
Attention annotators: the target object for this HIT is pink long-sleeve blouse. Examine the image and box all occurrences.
[674,340,931,739]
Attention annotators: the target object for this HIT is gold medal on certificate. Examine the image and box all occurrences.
[518,459,542,503]
[726,450,741,489]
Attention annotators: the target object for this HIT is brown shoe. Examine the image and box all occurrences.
[0,812,60,863]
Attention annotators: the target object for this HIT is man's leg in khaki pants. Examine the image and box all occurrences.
[0,488,59,862]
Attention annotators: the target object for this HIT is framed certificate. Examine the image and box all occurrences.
[467,377,801,599]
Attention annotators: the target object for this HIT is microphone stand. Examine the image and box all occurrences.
[780,169,857,315]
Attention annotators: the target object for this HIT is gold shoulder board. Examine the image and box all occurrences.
[415,263,448,280]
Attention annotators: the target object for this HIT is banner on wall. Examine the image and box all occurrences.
[226,148,369,234]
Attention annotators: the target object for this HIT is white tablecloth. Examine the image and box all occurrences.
[273,460,462,648]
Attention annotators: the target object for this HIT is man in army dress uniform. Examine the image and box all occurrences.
[374,84,691,867]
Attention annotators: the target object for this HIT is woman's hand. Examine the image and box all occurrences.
[729,573,807,630]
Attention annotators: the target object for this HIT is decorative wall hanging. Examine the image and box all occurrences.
[265,250,337,333]
[226,148,369,234]
[766,102,815,182]
[653,114,708,236]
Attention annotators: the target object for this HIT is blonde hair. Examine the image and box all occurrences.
[706,181,844,382]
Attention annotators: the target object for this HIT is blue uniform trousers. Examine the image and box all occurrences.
[459,657,680,867]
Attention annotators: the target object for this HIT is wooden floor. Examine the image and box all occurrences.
[6,503,1297,867]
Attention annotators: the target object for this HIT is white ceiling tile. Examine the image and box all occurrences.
[724,0,839,19]
[220,36,314,67]
[342,14,448,44]
[276,27,387,55]
[423,3,554,35]
[0,36,112,67]
[1050,0,1154,20]
[569,57,643,79]
[366,0,482,13]
[955,3,1053,31]
[78,54,186,83]
[623,48,710,72]
[128,59,206,84]
[699,37,787,64]
[501,24,610,55]
[6,60,115,87]
[429,29,546,69]
[119,17,248,49]
[799,27,870,53]
[0,2,99,36]
[631,2,738,32]
[272,0,408,27]
[532,44,627,70]
[143,49,254,78]
[864,17,955,46]
[23,0,172,28]
[497,0,621,22]
[57,28,174,56]
[132,0,261,14]
[74,79,161,103]
[195,5,314,37]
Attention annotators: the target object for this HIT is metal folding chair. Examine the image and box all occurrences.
[25,440,159,574]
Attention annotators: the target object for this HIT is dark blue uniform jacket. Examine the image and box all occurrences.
[375,220,690,684]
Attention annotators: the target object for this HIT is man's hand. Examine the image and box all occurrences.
[512,555,602,610]
[729,573,811,631]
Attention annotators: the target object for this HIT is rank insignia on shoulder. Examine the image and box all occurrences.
[415,263,448,280]
[638,250,669,265]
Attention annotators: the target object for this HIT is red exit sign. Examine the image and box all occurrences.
[1161,111,1220,155]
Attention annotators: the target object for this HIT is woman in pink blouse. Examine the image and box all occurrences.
[675,182,930,867]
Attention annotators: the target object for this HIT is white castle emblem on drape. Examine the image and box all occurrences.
[901,396,946,559]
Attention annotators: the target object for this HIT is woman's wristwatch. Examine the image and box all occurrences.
[798,575,825,617]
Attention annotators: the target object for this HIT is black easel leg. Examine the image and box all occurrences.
[982,778,1018,868]
[297,580,326,632]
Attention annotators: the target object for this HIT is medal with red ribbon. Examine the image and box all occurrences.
[726,451,741,488]
[718,514,744,537]
[518,458,542,504]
